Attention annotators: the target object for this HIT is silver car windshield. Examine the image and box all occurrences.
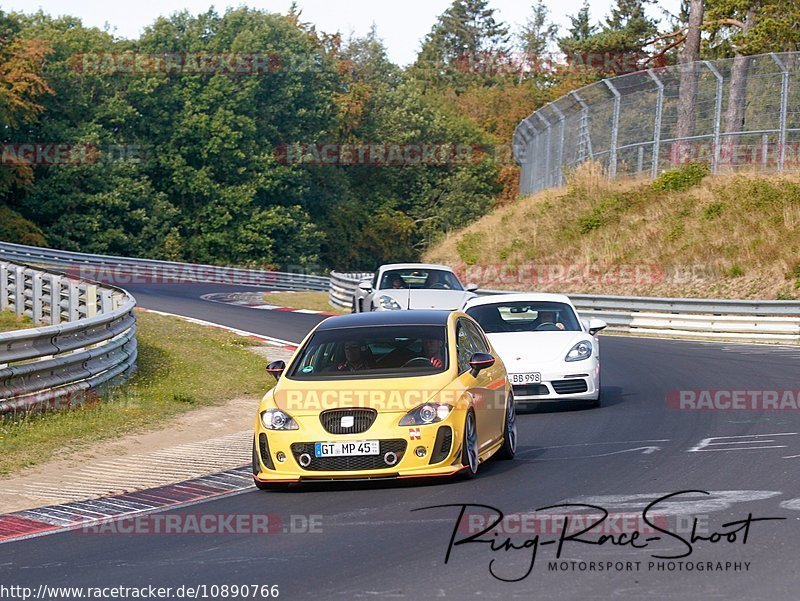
[379,269,463,291]
[467,301,581,333]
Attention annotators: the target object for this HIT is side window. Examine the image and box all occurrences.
[455,322,473,374]
[372,272,379,289]
[463,321,490,353]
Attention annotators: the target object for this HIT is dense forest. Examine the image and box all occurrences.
[1,0,798,271]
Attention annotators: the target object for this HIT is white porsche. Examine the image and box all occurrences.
[463,293,607,406]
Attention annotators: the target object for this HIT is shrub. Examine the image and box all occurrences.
[652,163,710,193]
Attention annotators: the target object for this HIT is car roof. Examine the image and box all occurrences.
[465,292,574,307]
[315,310,453,330]
[378,263,455,273]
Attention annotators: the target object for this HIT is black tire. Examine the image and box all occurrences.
[460,409,479,479]
[351,298,358,313]
[496,393,517,460]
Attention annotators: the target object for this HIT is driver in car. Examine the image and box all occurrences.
[424,272,449,289]
[337,341,373,372]
[534,310,566,330]
[422,338,445,369]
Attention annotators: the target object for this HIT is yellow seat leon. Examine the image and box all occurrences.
[252,310,516,489]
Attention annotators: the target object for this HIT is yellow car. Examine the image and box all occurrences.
[252,310,516,489]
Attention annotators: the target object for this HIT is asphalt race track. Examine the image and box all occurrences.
[3,282,799,600]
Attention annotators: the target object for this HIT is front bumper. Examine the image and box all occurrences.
[510,363,600,403]
[253,412,465,483]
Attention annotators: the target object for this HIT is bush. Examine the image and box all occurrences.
[456,232,484,265]
[652,163,710,193]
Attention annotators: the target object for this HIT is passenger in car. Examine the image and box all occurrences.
[337,341,373,372]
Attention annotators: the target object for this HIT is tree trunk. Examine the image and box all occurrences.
[675,0,704,164]
[722,5,757,167]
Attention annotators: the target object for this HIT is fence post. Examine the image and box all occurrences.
[647,69,664,178]
[704,61,724,173]
[770,53,789,172]
[68,281,80,321]
[537,112,552,188]
[604,79,621,179]
[571,91,593,161]
[13,265,24,317]
[551,104,566,187]
[85,284,98,318]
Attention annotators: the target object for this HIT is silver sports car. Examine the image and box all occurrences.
[352,263,478,312]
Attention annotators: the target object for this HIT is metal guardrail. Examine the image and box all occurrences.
[0,242,330,291]
[513,52,800,196]
[330,273,800,343]
[329,271,372,311]
[0,262,137,415]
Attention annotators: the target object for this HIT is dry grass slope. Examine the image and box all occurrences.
[424,162,800,300]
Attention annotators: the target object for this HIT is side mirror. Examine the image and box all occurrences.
[465,283,479,292]
[588,318,607,336]
[358,280,373,292]
[468,352,495,376]
[266,360,286,380]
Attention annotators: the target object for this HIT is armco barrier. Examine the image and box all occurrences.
[0,242,330,291]
[0,262,137,415]
[330,273,800,343]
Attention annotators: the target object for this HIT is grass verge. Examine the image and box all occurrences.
[263,291,347,313]
[0,311,33,333]
[0,310,274,476]
[424,162,800,300]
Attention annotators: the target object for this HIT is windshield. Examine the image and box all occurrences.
[288,325,449,379]
[466,301,581,333]
[379,269,463,291]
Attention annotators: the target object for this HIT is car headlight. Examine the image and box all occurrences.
[399,403,453,426]
[565,340,593,362]
[260,409,299,430]
[376,295,403,310]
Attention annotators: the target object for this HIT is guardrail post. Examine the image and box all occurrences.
[68,281,80,321]
[85,283,98,318]
[13,265,24,317]
[647,69,664,178]
[101,288,113,314]
[0,262,8,311]
[604,79,621,179]
[770,53,789,172]
[49,274,62,325]
[32,271,44,324]
[704,61,724,173]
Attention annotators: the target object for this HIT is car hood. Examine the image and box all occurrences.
[486,331,590,369]
[377,289,476,310]
[268,373,454,415]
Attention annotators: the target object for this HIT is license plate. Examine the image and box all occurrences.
[510,372,541,384]
[314,441,380,457]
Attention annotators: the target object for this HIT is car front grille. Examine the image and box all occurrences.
[513,384,549,396]
[320,408,377,435]
[552,379,589,394]
[291,440,407,471]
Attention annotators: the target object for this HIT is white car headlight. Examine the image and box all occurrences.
[376,295,403,310]
[399,403,453,426]
[565,340,593,362]
[260,409,299,430]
